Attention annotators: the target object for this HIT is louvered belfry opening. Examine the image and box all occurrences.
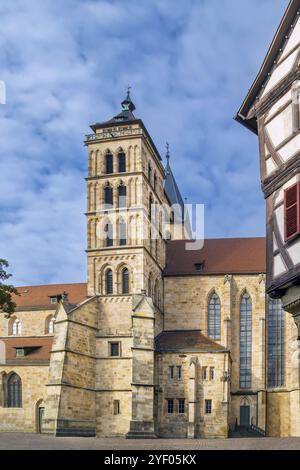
[105,269,113,295]
[284,182,300,242]
[104,185,113,208]
[122,268,129,294]
[118,151,126,173]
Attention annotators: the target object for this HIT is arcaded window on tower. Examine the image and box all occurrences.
[104,185,113,208]
[122,268,129,294]
[105,151,113,174]
[105,269,113,295]
[7,373,22,408]
[119,219,127,246]
[105,221,114,247]
[118,150,126,173]
[240,293,252,389]
[118,184,127,208]
[208,293,220,340]
[267,298,285,388]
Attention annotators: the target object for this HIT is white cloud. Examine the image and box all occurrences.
[0,0,288,285]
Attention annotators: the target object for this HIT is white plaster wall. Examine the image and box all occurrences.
[279,133,300,161]
[268,90,291,119]
[273,254,287,277]
[262,48,298,97]
[266,157,277,176]
[266,104,293,147]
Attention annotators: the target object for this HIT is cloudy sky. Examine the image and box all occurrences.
[0,0,288,286]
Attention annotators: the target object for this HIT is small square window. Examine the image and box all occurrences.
[113,400,120,415]
[205,400,212,414]
[167,399,174,414]
[16,348,25,357]
[110,342,120,357]
[50,296,58,304]
[178,399,185,414]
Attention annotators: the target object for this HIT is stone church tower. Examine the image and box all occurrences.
[82,90,173,438]
[85,89,166,303]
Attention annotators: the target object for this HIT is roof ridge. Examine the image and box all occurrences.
[15,282,87,289]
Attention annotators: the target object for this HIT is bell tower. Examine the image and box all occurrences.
[84,90,168,437]
[85,89,167,306]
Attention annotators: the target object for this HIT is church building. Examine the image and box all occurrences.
[1,1,300,435]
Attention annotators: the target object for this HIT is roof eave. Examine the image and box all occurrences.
[234,113,258,135]
[235,0,299,130]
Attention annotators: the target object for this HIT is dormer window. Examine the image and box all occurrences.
[61,292,68,302]
[49,292,68,305]
[118,184,127,208]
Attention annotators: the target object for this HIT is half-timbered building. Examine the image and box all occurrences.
[236,0,300,333]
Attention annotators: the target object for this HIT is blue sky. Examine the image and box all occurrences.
[0,0,288,286]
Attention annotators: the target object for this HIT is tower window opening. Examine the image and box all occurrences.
[118,151,126,173]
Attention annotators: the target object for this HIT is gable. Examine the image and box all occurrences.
[261,13,300,99]
[236,0,300,133]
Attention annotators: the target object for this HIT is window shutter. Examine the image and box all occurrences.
[284,182,300,242]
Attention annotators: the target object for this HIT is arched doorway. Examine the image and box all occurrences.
[240,397,250,428]
[36,400,45,433]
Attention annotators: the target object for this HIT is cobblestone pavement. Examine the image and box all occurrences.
[0,433,300,450]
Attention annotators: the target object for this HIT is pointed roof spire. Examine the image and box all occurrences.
[164,143,184,210]
[121,86,136,112]
[166,142,170,161]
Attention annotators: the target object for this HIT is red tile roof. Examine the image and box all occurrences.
[164,238,266,276]
[155,330,227,353]
[1,337,53,362]
[13,283,87,309]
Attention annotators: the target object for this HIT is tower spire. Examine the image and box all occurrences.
[121,86,136,112]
